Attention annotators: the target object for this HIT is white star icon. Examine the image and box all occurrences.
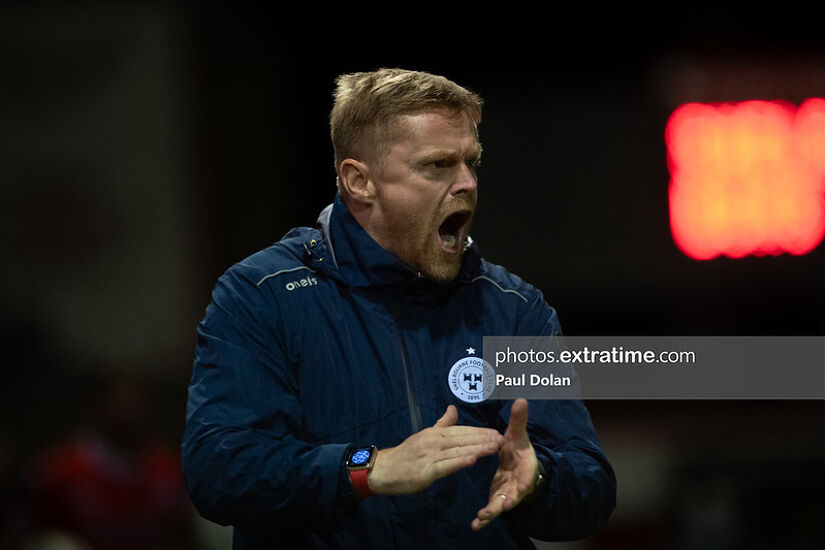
[466,347,475,355]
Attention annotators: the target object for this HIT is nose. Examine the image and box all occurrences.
[452,162,478,196]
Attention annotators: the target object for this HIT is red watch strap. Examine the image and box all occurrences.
[348,468,374,498]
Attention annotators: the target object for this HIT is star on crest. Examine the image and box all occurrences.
[466,347,476,355]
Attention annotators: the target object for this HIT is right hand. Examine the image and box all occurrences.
[367,405,504,495]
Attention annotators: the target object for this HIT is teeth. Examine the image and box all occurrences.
[441,234,456,248]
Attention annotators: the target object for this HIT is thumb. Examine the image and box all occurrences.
[506,398,529,436]
[434,404,458,427]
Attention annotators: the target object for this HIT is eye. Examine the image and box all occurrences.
[431,159,450,169]
[464,156,481,171]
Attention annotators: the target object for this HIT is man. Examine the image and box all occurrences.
[182,68,616,549]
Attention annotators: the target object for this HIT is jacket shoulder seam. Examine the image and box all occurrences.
[460,275,529,303]
[256,265,317,287]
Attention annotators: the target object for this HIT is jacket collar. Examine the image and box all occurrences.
[313,193,481,292]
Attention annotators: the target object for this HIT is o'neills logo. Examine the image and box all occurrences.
[284,276,317,291]
[448,356,495,403]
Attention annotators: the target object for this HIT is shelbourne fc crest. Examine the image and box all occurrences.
[448,356,495,403]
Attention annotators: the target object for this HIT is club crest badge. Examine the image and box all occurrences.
[448,355,495,403]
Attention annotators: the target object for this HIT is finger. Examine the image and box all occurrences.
[434,427,503,449]
[434,404,458,428]
[506,398,529,436]
[472,493,515,530]
[428,453,480,480]
[477,495,505,520]
[471,516,493,531]
[435,441,501,463]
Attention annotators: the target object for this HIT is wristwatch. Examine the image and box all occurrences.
[346,445,378,498]
[522,459,547,505]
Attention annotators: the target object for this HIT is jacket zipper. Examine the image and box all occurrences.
[392,311,428,543]
[395,321,422,433]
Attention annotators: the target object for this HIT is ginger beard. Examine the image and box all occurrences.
[389,198,475,282]
[366,109,480,283]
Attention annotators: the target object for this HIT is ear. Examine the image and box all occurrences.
[338,159,375,205]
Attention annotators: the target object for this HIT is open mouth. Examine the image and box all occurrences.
[437,210,472,252]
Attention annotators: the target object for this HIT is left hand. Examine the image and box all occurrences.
[471,398,539,531]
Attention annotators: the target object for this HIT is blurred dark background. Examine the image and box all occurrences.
[1,3,823,549]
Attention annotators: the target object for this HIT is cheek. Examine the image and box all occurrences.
[377,177,443,236]
[392,194,437,229]
[410,201,441,236]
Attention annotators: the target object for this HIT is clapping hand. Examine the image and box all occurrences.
[471,398,539,531]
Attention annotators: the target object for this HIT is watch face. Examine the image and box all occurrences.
[351,448,372,466]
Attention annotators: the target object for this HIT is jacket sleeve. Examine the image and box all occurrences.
[503,291,617,541]
[181,267,358,527]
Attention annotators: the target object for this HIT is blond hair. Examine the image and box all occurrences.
[330,68,482,181]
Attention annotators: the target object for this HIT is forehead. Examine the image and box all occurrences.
[385,108,480,155]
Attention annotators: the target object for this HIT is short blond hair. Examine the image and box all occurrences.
[330,68,482,179]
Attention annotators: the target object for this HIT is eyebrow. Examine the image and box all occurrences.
[417,145,483,166]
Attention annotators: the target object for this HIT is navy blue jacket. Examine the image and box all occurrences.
[182,195,616,549]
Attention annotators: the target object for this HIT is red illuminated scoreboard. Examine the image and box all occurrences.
[666,98,825,260]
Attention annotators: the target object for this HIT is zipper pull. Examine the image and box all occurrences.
[304,239,324,262]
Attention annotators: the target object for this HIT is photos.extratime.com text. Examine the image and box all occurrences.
[494,346,697,368]
[484,336,825,399]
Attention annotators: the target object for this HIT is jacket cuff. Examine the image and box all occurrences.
[336,444,361,513]
[520,458,548,506]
